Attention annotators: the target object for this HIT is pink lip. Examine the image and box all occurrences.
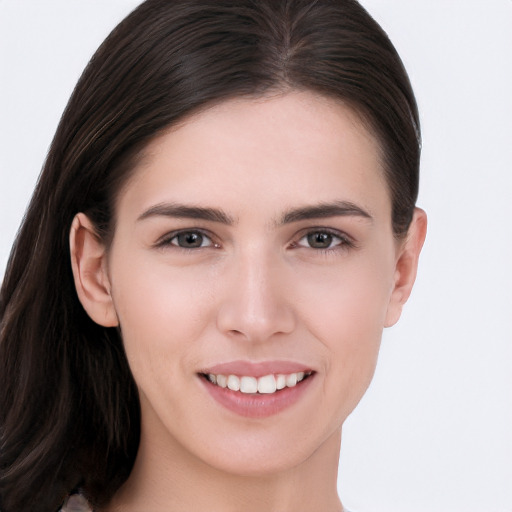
[199,365,315,419]
[201,360,313,378]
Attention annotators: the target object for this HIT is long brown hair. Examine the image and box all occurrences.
[0,1,420,510]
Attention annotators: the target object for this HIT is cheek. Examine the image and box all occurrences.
[108,253,218,381]
[292,254,394,412]
[295,252,394,340]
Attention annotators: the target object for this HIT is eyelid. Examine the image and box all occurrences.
[292,227,356,250]
[155,228,219,249]
[153,226,355,251]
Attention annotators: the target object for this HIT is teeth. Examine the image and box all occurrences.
[286,373,297,387]
[216,374,227,388]
[276,374,286,390]
[227,375,240,391]
[240,376,258,393]
[258,374,277,394]
[206,371,310,394]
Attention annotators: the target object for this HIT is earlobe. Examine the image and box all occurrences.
[69,213,119,327]
[385,208,427,327]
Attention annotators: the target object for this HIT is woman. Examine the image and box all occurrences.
[0,0,426,511]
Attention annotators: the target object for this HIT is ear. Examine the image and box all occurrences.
[385,208,427,327]
[69,213,119,327]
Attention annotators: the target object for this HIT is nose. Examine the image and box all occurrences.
[216,249,296,343]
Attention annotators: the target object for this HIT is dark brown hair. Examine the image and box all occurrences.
[0,1,420,510]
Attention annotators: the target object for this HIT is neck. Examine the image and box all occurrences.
[105,423,344,512]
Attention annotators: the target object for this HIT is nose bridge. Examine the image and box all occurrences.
[216,243,295,341]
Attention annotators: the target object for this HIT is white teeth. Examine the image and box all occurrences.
[240,376,258,393]
[257,374,277,394]
[227,375,240,391]
[216,374,227,388]
[276,374,286,390]
[285,373,297,387]
[206,371,310,394]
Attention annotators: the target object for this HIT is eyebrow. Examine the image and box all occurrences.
[137,203,235,224]
[137,200,372,226]
[279,201,373,225]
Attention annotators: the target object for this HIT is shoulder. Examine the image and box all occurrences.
[60,494,94,512]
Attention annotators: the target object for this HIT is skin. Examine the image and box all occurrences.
[70,90,426,511]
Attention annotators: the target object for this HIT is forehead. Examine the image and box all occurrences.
[116,91,390,224]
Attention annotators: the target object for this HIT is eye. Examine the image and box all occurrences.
[295,229,353,250]
[162,230,216,249]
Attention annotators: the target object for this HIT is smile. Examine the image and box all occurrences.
[203,371,312,394]
[199,361,316,418]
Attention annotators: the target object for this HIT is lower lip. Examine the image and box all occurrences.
[200,374,315,419]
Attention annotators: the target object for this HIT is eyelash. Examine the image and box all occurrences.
[292,228,355,253]
[156,228,355,253]
[156,229,219,250]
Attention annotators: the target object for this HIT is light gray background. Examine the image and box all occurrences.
[1,1,511,511]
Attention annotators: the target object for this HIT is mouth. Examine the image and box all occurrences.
[200,371,313,395]
[198,366,316,418]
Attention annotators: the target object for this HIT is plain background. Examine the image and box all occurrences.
[0,1,511,511]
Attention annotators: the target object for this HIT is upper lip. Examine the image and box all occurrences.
[200,360,314,377]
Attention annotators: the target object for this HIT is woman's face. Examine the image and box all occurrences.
[94,91,411,475]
